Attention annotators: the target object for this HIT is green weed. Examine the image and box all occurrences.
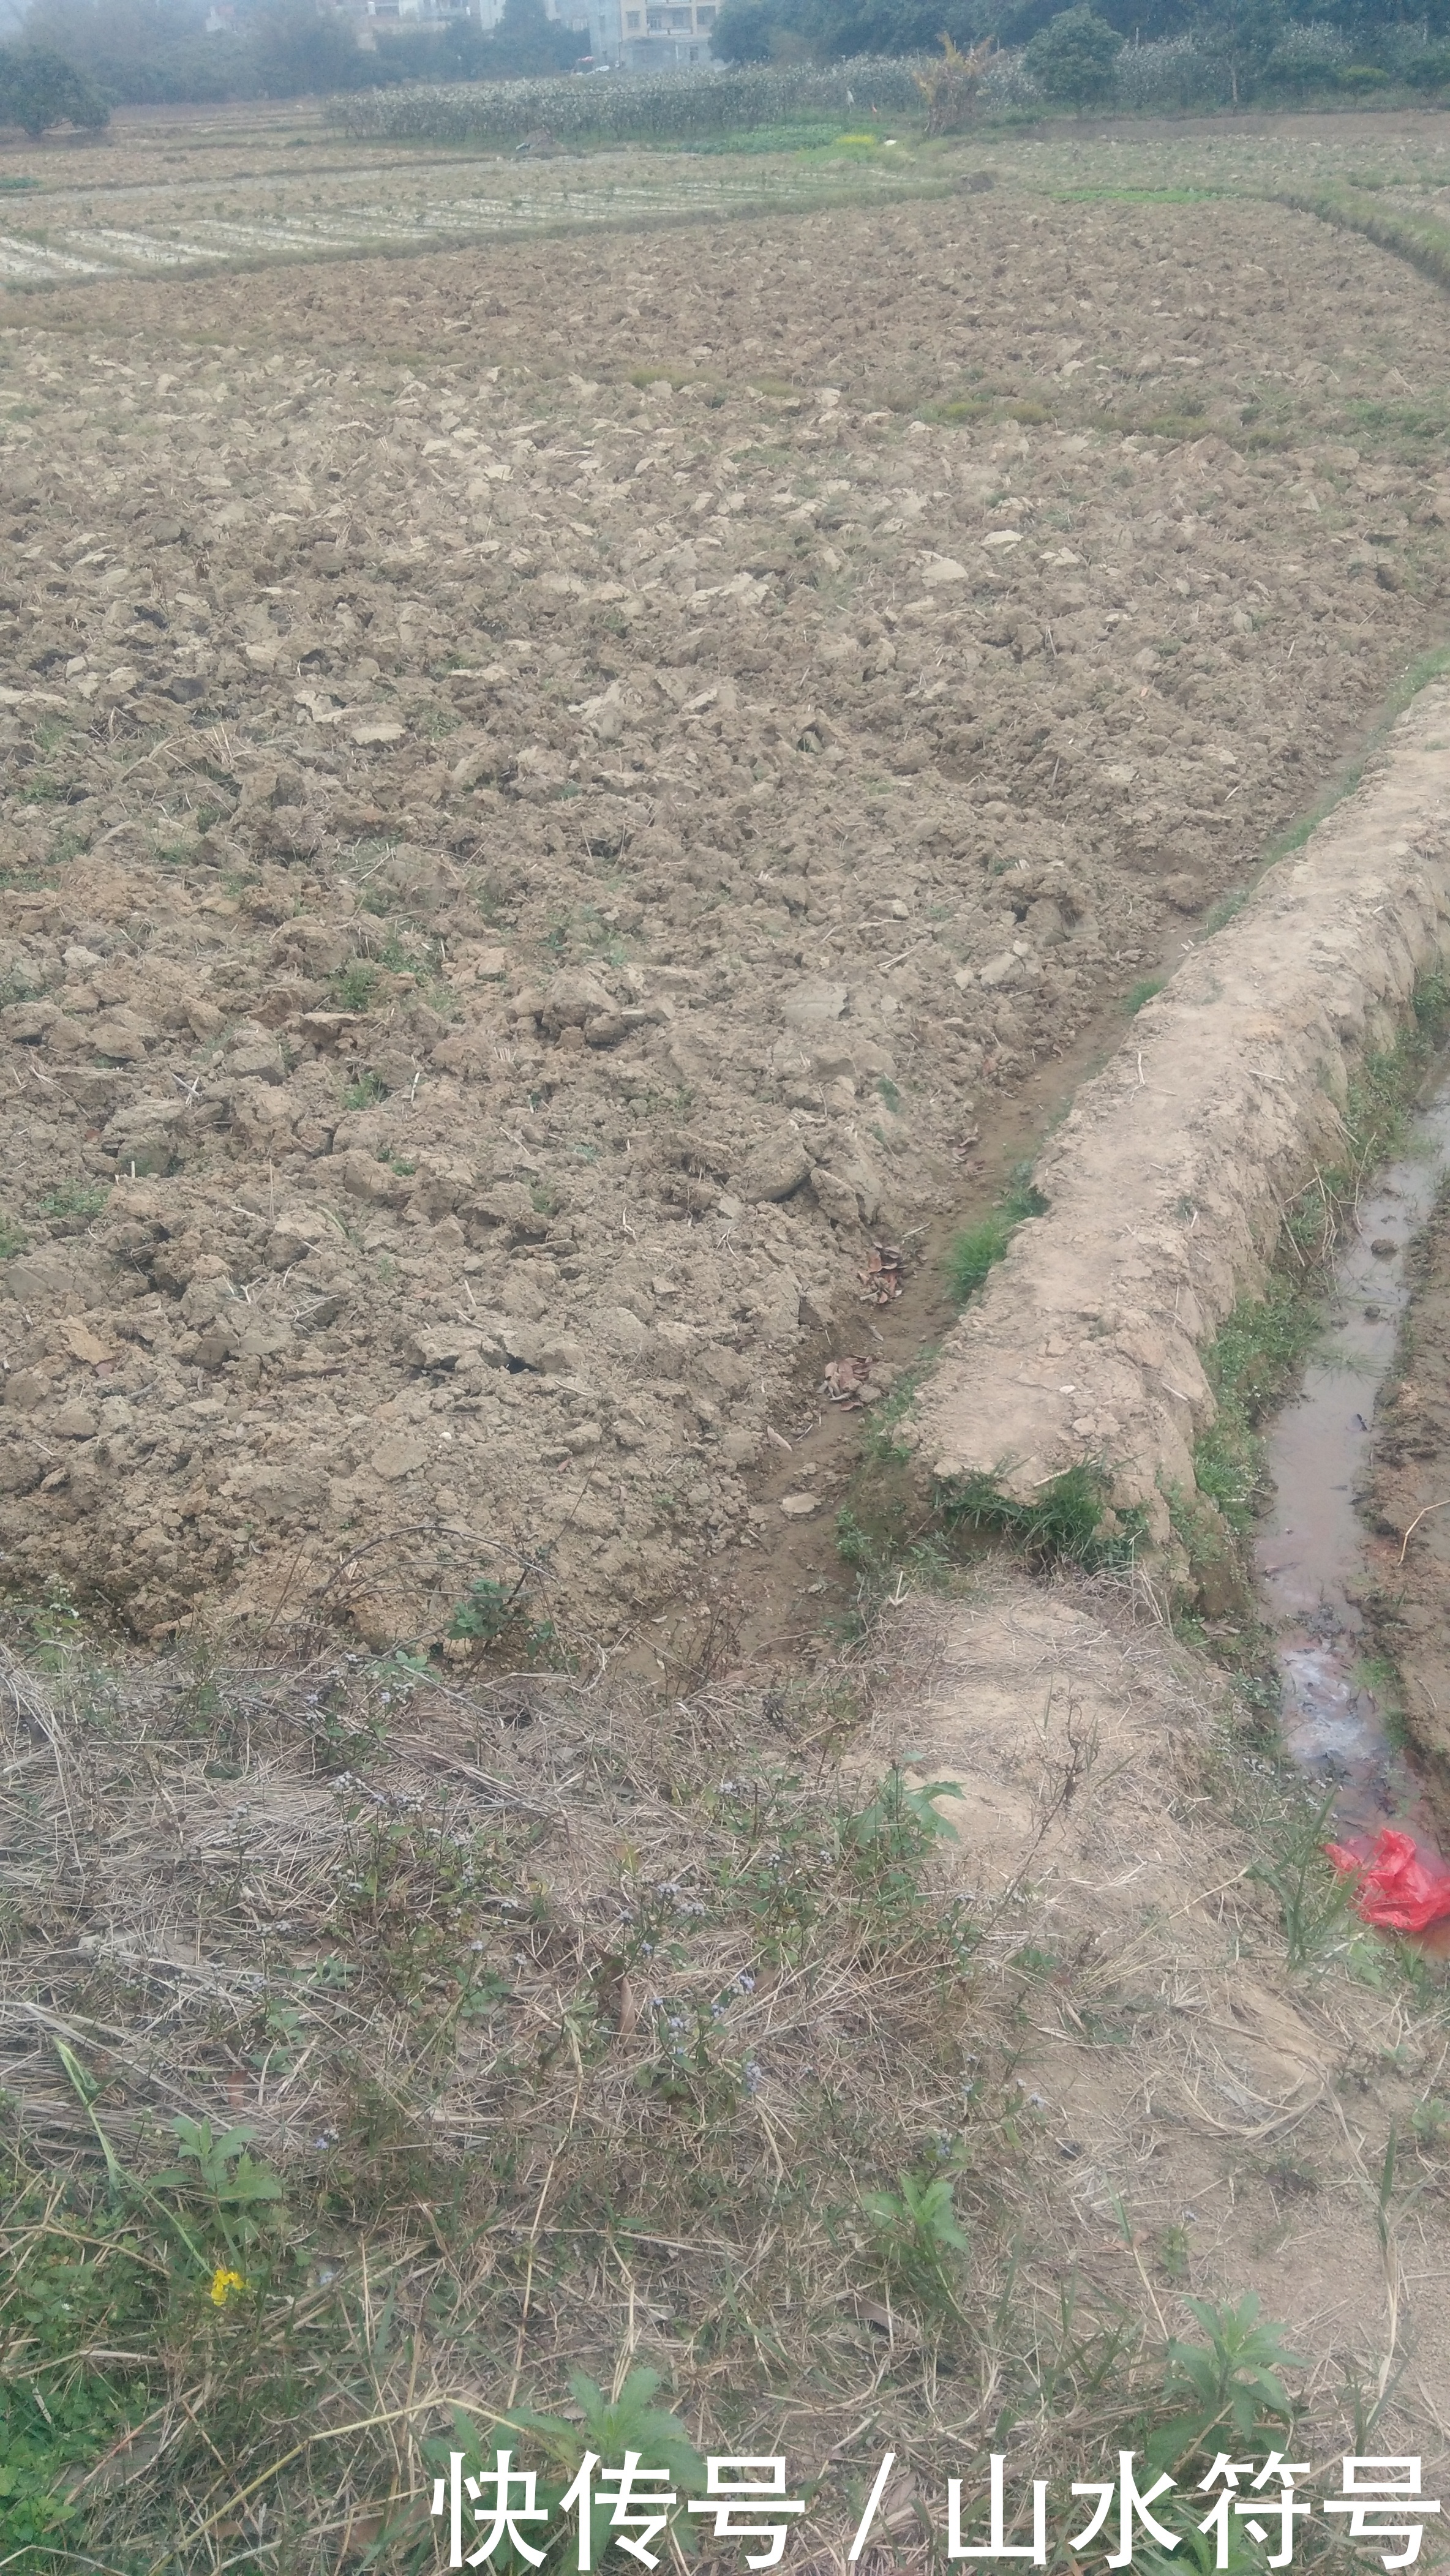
[862,2160,970,2309]
[1249,1792,1358,1967]
[0,2185,159,2555]
[1193,1279,1322,1535]
[448,1574,519,1645]
[842,1760,964,1855]
[334,960,380,1011]
[945,1166,1046,1305]
[35,1181,107,1227]
[152,2116,285,2267]
[424,2367,705,2574]
[861,1350,934,1463]
[1157,2293,1304,2457]
[1126,975,1166,1014]
[938,1462,1147,1570]
[1204,885,1249,934]
[342,1069,387,1110]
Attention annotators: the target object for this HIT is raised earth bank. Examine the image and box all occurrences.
[912,683,1450,1560]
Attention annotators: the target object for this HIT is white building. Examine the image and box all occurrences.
[341,0,586,30]
[587,0,718,67]
[475,0,590,27]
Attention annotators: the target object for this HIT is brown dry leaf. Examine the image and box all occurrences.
[824,1355,874,1407]
[857,1244,906,1306]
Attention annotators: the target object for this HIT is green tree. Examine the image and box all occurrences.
[709,0,780,60]
[249,0,361,97]
[0,43,108,132]
[1187,0,1285,102]
[1023,4,1124,102]
[484,0,583,77]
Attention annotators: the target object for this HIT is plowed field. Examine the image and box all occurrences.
[4,156,1450,1653]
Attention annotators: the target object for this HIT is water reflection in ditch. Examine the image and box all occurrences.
[1255,1079,1450,1858]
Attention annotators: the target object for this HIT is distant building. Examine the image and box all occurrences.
[336,0,475,22]
[335,0,585,28]
[587,0,717,68]
[475,0,590,28]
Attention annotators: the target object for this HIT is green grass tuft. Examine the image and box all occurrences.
[1193,1280,1323,1535]
[945,1167,1046,1305]
[937,1462,1147,1570]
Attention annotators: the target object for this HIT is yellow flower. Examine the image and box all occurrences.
[209,2266,246,2307]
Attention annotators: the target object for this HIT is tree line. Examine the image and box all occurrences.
[712,0,1448,52]
[0,0,582,125]
[1,0,1446,129]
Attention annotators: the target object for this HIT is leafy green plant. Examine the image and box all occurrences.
[1155,2293,1304,2460]
[842,1761,963,1855]
[0,1213,26,1259]
[1249,1795,1359,1966]
[343,1069,388,1110]
[862,2161,970,2307]
[36,1181,107,1227]
[422,2369,705,2574]
[151,2116,284,2263]
[448,1576,517,1645]
[334,960,380,1011]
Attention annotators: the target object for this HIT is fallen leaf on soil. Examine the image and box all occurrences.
[858,1244,906,1305]
[824,1354,875,1407]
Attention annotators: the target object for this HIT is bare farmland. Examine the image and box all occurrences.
[4,140,1450,1658]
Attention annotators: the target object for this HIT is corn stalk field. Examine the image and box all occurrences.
[326,58,931,146]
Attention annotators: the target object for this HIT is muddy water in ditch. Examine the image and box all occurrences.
[1255,1070,1450,1860]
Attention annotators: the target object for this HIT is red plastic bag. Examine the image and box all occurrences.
[1325,1827,1450,1934]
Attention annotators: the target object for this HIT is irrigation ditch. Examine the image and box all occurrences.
[866,670,1450,1900]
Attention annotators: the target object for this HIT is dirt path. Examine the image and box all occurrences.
[3,187,1450,1659]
